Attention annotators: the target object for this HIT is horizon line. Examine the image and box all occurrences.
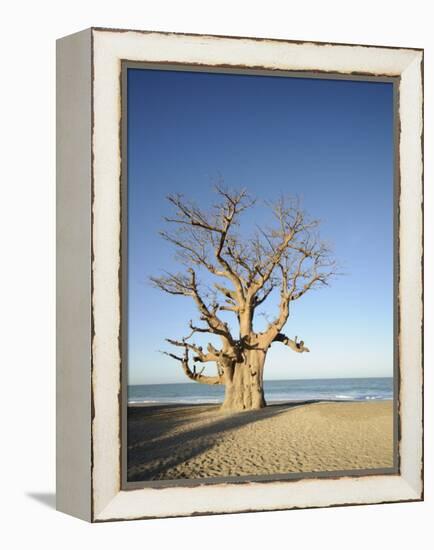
[128,375,393,386]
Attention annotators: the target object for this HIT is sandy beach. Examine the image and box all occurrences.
[127,401,394,482]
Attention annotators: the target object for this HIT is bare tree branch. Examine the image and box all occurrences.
[161,348,222,385]
[272,333,310,353]
[151,267,236,346]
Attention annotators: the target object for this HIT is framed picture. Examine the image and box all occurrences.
[56,27,423,522]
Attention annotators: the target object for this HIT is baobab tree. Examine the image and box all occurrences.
[151,186,336,412]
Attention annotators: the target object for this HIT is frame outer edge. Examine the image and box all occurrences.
[56,28,93,522]
[89,29,424,521]
[396,52,424,498]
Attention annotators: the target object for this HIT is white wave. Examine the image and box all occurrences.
[334,394,353,399]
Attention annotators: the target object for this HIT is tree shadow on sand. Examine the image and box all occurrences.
[127,401,321,482]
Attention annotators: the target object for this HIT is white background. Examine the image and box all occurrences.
[1,1,432,548]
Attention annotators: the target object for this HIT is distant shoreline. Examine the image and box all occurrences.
[127,400,394,482]
[127,397,393,407]
[127,378,394,407]
[128,376,393,386]
[128,375,393,388]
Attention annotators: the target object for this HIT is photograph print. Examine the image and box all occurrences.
[123,65,397,484]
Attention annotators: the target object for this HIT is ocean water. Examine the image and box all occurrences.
[128,377,393,405]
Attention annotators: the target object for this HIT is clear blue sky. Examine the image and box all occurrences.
[126,68,394,385]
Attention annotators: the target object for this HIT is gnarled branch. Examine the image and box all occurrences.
[162,348,223,385]
[272,333,310,353]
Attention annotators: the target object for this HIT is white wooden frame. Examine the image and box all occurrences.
[56,27,423,522]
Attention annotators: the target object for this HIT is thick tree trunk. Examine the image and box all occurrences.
[221,350,266,412]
